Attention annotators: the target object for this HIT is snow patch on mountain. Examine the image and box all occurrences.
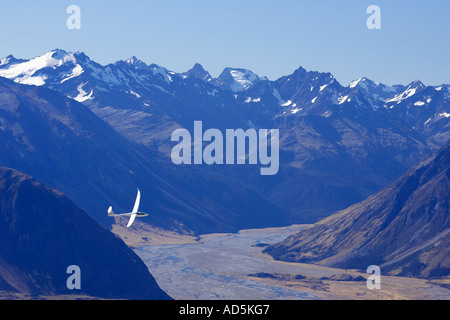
[386,88,416,104]
[245,97,261,103]
[272,88,288,106]
[349,78,362,89]
[230,69,262,91]
[129,90,141,98]
[338,95,349,105]
[281,100,293,107]
[0,56,13,66]
[61,64,84,83]
[151,65,172,84]
[73,83,94,102]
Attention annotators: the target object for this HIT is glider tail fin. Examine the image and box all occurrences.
[108,206,115,216]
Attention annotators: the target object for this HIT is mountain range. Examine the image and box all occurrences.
[0,49,449,233]
[264,143,450,279]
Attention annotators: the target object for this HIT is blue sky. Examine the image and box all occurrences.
[0,0,449,86]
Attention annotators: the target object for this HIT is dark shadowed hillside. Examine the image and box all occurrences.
[265,143,450,279]
[0,167,171,299]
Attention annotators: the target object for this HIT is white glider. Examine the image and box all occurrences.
[108,189,149,227]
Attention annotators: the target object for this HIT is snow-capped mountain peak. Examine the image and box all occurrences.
[183,63,213,82]
[215,67,268,92]
[0,55,12,66]
[0,55,27,67]
[148,64,173,84]
[348,77,397,98]
[349,77,375,89]
[0,49,84,86]
[124,56,148,69]
[385,80,425,105]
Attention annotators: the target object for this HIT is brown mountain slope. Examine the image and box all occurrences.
[265,143,450,279]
